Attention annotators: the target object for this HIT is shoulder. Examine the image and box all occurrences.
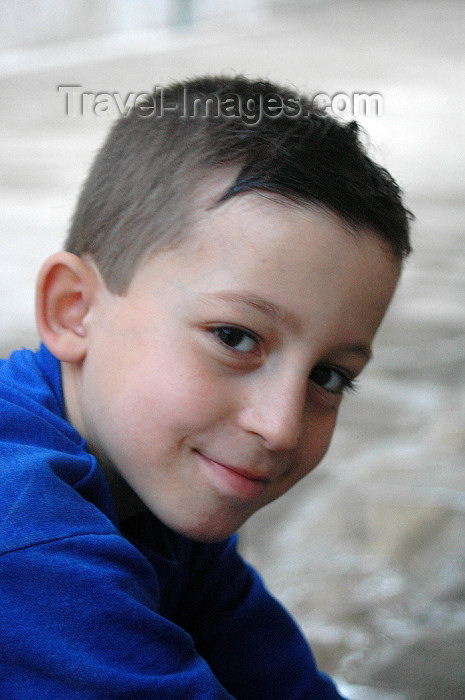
[0,345,72,445]
[0,345,117,555]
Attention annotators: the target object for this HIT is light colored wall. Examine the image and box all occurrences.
[0,0,267,50]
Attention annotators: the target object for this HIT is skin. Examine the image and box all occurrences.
[49,189,400,543]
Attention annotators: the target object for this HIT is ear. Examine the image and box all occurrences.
[35,252,99,363]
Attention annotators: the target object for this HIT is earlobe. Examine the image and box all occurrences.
[35,252,98,363]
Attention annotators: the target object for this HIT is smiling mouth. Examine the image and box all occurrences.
[194,450,269,501]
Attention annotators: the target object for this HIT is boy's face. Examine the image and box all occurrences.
[70,189,400,542]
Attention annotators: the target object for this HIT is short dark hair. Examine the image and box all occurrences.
[66,75,412,293]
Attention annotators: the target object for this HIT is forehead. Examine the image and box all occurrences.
[131,188,400,346]
[186,184,398,277]
[186,171,396,261]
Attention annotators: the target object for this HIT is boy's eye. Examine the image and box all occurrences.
[310,365,355,395]
[211,326,259,353]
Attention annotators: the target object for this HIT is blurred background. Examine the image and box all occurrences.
[1,1,464,698]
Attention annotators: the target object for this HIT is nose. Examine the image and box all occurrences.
[237,369,308,452]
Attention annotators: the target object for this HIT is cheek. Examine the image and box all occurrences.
[293,409,339,482]
[99,346,230,444]
[266,412,337,508]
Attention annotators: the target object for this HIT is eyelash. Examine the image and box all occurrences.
[209,325,357,395]
[209,325,261,354]
[310,365,357,395]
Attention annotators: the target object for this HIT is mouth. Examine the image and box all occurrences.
[194,450,270,501]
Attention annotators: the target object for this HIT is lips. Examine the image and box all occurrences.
[195,450,270,500]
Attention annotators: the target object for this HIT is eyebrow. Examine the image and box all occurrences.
[197,290,373,362]
[330,341,373,362]
[197,291,300,330]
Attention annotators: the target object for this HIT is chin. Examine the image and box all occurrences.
[177,522,238,544]
[167,513,248,544]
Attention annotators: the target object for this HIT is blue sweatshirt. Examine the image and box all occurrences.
[0,345,346,698]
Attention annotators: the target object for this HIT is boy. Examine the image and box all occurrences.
[0,76,411,698]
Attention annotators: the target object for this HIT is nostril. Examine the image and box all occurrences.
[237,404,303,453]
